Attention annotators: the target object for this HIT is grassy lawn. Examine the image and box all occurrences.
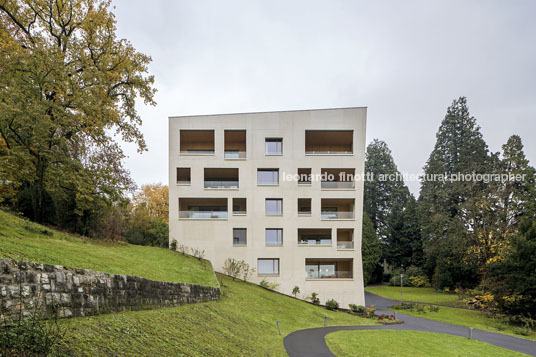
[390,305,536,341]
[0,210,217,287]
[55,274,376,356]
[325,330,527,356]
[365,285,465,307]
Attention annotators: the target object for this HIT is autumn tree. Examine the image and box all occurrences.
[125,183,169,247]
[0,0,156,223]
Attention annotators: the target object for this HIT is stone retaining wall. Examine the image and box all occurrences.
[0,259,220,321]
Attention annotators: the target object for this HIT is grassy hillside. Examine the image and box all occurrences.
[366,286,464,307]
[56,274,376,356]
[326,330,527,356]
[0,210,217,287]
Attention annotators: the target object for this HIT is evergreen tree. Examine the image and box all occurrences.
[361,213,382,285]
[419,97,490,286]
[364,139,410,238]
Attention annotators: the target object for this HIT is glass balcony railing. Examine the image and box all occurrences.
[305,271,353,279]
[204,180,239,189]
[224,151,246,159]
[321,181,355,189]
[180,150,215,155]
[321,211,354,219]
[337,241,354,249]
[179,211,228,219]
[305,150,353,155]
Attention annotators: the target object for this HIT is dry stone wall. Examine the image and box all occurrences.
[0,259,220,321]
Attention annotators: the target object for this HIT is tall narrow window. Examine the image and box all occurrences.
[257,169,279,185]
[265,199,283,216]
[265,138,283,155]
[233,228,247,246]
[258,258,280,275]
[265,229,283,246]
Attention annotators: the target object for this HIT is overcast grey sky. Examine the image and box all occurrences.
[112,0,536,195]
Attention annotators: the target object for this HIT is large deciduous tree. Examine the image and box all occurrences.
[0,0,156,223]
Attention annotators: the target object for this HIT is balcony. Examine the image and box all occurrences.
[298,198,311,216]
[232,198,247,215]
[180,130,215,155]
[337,228,354,249]
[321,199,355,220]
[225,130,246,159]
[176,167,191,185]
[298,228,331,246]
[204,168,239,189]
[297,168,311,185]
[179,198,228,219]
[305,130,353,155]
[305,258,353,279]
[321,168,355,189]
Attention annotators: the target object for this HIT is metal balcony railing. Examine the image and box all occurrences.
[180,150,215,155]
[305,150,353,155]
[179,211,228,219]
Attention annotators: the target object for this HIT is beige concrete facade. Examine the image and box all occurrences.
[169,107,367,307]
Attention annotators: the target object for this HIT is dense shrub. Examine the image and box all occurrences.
[325,299,339,311]
[309,292,320,305]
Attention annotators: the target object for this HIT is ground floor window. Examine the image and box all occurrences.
[258,258,279,275]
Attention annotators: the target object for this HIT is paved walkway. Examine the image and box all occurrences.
[283,292,536,357]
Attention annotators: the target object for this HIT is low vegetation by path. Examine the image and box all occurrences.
[390,305,536,341]
[325,330,528,356]
[365,285,465,307]
[0,210,217,287]
[56,275,376,356]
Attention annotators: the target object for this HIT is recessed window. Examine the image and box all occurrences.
[233,228,247,246]
[257,169,279,185]
[176,168,191,185]
[265,199,283,216]
[265,138,283,155]
[298,198,311,216]
[233,198,247,215]
[265,229,283,246]
[258,258,280,276]
[298,168,311,185]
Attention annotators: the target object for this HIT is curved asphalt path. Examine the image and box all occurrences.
[283,292,536,356]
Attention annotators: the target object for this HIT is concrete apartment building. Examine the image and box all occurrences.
[169,107,367,307]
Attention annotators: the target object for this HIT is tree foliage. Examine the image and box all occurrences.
[361,212,381,285]
[0,0,156,223]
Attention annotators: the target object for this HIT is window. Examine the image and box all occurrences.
[233,228,247,246]
[305,130,353,155]
[305,259,353,279]
[297,168,311,184]
[233,198,247,215]
[258,258,279,275]
[298,228,331,245]
[257,169,279,185]
[176,168,191,185]
[298,198,311,216]
[265,138,283,155]
[265,199,282,216]
[265,229,283,246]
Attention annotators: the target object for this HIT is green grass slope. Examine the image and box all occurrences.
[0,210,216,287]
[57,274,376,356]
[326,330,527,356]
[365,286,464,307]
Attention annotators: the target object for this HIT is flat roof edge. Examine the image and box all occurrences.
[168,106,367,119]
